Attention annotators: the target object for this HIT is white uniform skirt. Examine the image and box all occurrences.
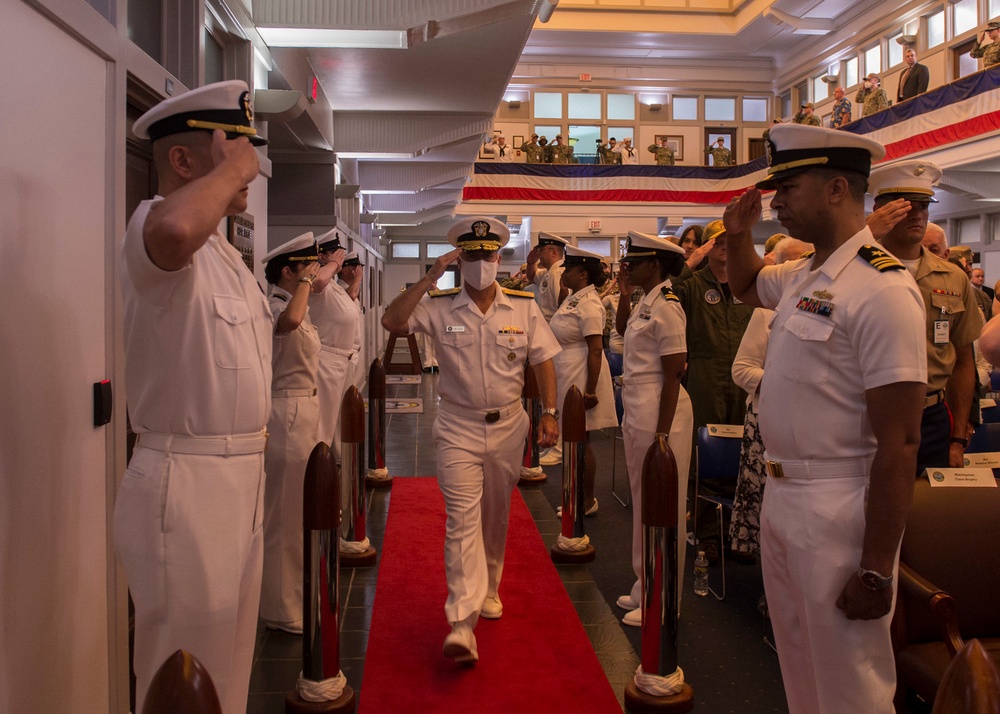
[553,344,618,431]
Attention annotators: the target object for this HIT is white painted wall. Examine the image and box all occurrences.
[0,1,111,710]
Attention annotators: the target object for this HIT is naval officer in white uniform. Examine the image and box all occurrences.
[381,216,561,664]
[115,80,271,714]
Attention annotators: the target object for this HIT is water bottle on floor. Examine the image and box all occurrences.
[694,550,709,596]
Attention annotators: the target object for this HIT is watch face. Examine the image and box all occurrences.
[860,571,890,590]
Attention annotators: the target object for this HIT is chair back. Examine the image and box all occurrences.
[900,479,1000,644]
[967,422,1000,453]
[696,426,742,483]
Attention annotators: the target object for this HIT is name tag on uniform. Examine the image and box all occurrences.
[964,452,1000,468]
[933,319,949,345]
[924,468,998,487]
[445,325,466,333]
[706,424,743,438]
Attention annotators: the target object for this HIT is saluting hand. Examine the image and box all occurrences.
[617,268,634,299]
[723,188,762,236]
[210,129,259,187]
[427,248,462,283]
[687,238,715,269]
[865,199,911,241]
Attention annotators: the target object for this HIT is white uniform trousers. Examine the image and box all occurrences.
[113,446,265,714]
[432,403,529,624]
[317,347,353,457]
[622,383,693,605]
[761,470,897,714]
[260,393,320,630]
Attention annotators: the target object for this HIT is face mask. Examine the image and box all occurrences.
[460,257,498,290]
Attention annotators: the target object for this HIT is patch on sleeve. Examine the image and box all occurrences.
[660,286,680,302]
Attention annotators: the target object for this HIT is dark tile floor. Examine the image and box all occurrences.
[248,374,794,713]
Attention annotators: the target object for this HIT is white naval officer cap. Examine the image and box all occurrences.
[868,160,941,204]
[758,123,884,189]
[133,80,266,146]
[620,231,685,262]
[446,217,510,251]
[315,228,343,252]
[536,231,568,249]
[562,244,604,268]
[261,232,318,265]
[342,251,361,266]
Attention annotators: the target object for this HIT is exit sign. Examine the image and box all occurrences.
[588,220,602,230]
[579,73,592,82]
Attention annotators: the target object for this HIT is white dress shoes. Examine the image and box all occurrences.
[443,623,479,663]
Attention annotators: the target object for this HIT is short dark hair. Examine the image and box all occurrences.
[811,167,868,203]
[265,257,300,285]
[654,251,686,279]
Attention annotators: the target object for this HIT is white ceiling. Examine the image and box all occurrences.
[257,0,997,238]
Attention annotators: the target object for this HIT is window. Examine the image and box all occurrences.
[128,0,162,61]
[426,243,451,258]
[794,80,809,107]
[607,94,635,120]
[568,92,601,119]
[927,9,945,49]
[864,44,882,77]
[955,38,980,78]
[778,91,791,119]
[956,216,982,245]
[954,0,978,36]
[742,98,768,123]
[812,76,828,102]
[845,57,859,87]
[534,125,561,143]
[205,28,225,84]
[705,97,736,122]
[391,243,420,259]
[577,238,612,257]
[534,92,563,119]
[992,0,1000,21]
[672,96,698,121]
[887,33,904,67]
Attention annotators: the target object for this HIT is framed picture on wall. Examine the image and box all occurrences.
[654,135,684,161]
[512,135,524,148]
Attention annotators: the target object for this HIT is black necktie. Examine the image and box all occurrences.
[500,148,505,157]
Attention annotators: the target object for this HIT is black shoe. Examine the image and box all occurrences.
[422,367,432,373]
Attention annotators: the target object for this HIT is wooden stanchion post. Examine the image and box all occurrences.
[365,358,392,489]
[286,442,356,712]
[339,386,377,568]
[519,361,546,485]
[142,650,221,714]
[624,435,694,713]
[550,386,596,564]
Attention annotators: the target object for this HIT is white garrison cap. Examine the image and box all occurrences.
[447,217,510,251]
[536,231,568,249]
[621,231,685,262]
[758,123,884,189]
[133,80,266,146]
[342,251,361,266]
[868,160,941,203]
[563,244,604,267]
[261,232,317,265]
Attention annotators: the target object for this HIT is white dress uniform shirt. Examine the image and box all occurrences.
[753,226,926,714]
[532,258,566,322]
[487,141,514,162]
[614,142,639,164]
[309,279,361,446]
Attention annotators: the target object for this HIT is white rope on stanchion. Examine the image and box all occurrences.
[556,533,591,551]
[339,536,371,554]
[634,664,686,697]
[520,465,544,479]
[366,467,389,479]
[296,670,347,702]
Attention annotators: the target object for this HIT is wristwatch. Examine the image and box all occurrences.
[950,436,968,447]
[542,408,560,420]
[857,568,893,591]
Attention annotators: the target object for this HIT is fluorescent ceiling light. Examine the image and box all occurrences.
[378,222,422,227]
[360,189,419,195]
[258,27,407,49]
[337,151,423,160]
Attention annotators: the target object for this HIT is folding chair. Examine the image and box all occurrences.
[694,425,743,600]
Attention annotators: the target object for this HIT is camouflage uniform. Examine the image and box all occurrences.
[599,145,621,165]
[705,145,734,167]
[792,114,821,126]
[520,141,544,164]
[647,144,676,165]
[854,86,889,117]
[971,36,1000,67]
[547,143,571,165]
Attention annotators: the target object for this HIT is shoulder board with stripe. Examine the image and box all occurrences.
[800,250,815,259]
[429,288,461,298]
[502,288,536,298]
[857,244,905,272]
[660,286,680,302]
[272,293,288,302]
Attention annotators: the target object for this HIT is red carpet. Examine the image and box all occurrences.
[359,477,621,713]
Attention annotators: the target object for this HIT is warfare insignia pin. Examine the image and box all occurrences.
[813,290,833,300]
[705,289,721,305]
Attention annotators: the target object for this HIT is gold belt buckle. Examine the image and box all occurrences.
[485,410,501,423]
[766,460,784,479]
